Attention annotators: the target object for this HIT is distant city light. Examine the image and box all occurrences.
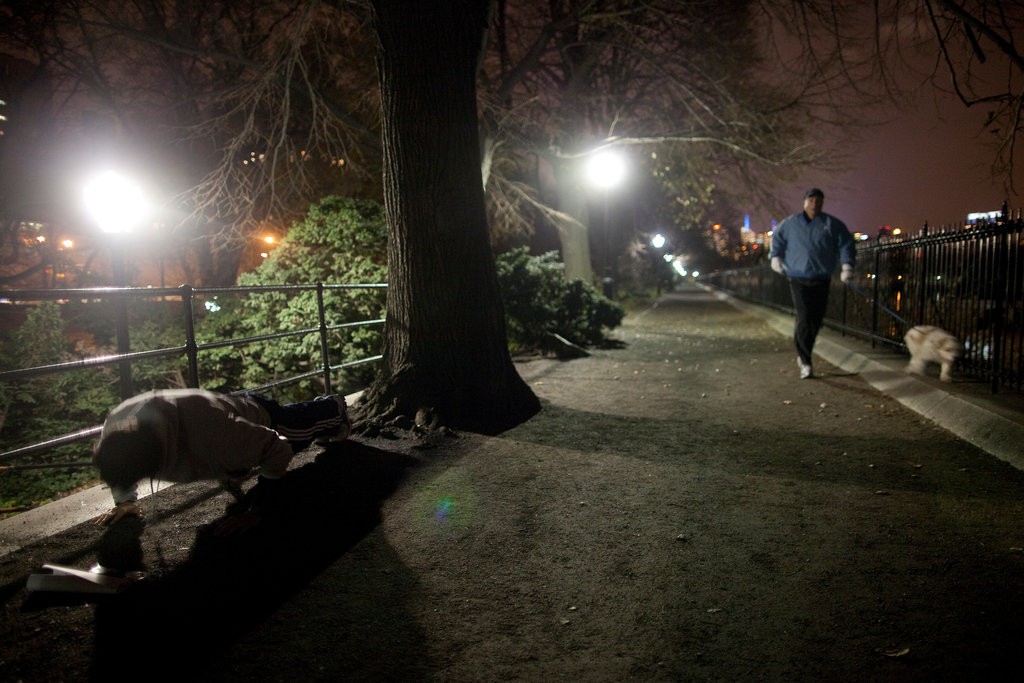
[966,210,1000,224]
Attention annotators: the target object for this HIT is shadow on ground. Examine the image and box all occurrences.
[6,441,430,681]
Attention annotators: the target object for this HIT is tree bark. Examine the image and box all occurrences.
[551,160,594,283]
[361,0,539,435]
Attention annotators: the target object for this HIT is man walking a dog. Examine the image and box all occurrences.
[769,188,856,379]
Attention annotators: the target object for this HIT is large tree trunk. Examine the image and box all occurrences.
[551,160,594,283]
[361,0,539,435]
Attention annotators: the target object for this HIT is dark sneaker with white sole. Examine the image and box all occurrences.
[315,394,351,445]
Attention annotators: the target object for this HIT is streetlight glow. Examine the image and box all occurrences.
[585,150,626,189]
[82,169,147,400]
[83,170,147,234]
[651,233,666,249]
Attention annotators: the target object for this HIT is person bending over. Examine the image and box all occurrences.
[92,388,349,526]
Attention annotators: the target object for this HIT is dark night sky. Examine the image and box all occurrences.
[762,87,1019,236]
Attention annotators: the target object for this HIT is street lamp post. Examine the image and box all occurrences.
[585,150,626,299]
[83,170,147,400]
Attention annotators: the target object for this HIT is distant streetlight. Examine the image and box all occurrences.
[671,257,687,277]
[648,233,673,294]
[83,170,148,399]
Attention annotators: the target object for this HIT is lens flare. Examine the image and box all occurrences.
[434,496,456,523]
[410,475,478,535]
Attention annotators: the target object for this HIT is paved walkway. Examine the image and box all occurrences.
[719,289,1024,470]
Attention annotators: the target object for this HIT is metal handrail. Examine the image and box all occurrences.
[1,345,189,382]
[0,281,387,470]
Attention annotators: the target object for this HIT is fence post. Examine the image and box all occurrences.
[991,227,1009,393]
[839,273,849,334]
[316,283,332,395]
[180,284,200,388]
[916,222,930,323]
[870,247,882,347]
[112,280,133,400]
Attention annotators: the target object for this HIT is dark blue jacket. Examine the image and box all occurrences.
[769,211,856,280]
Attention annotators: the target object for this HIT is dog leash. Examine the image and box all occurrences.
[844,281,912,327]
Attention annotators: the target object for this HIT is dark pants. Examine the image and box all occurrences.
[788,278,831,365]
[247,394,346,446]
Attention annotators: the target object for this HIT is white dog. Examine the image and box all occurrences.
[904,325,963,382]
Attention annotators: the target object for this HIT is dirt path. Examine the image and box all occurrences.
[2,287,1023,681]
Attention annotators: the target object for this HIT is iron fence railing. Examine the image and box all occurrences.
[705,214,1023,394]
[0,282,387,474]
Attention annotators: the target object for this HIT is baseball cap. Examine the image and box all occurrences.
[804,188,824,199]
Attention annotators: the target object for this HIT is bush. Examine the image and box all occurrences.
[197,196,388,401]
[496,248,624,353]
[0,302,117,512]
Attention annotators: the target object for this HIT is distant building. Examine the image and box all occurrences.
[966,210,1001,225]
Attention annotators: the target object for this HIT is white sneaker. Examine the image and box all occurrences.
[797,357,813,379]
[315,422,351,445]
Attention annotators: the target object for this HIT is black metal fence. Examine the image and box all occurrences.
[704,214,1024,394]
[0,282,387,475]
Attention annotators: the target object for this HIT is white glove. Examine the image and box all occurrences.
[770,257,785,275]
[95,501,142,526]
[841,264,854,283]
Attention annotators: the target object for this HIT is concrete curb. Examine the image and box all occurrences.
[714,289,1024,472]
[0,484,119,558]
